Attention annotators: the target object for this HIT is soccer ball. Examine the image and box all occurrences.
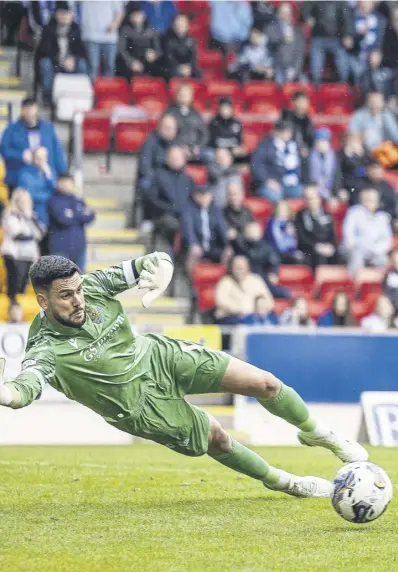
[331,462,393,523]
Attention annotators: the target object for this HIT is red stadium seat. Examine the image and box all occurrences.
[207,80,241,103]
[94,77,129,100]
[114,120,156,153]
[242,129,262,154]
[96,95,129,111]
[308,300,329,320]
[192,263,226,288]
[355,267,385,301]
[323,102,353,116]
[243,81,279,102]
[247,100,280,115]
[243,197,273,224]
[197,50,224,78]
[274,299,291,315]
[287,198,305,215]
[318,83,353,112]
[383,171,398,189]
[315,265,354,299]
[351,300,373,323]
[185,164,208,186]
[131,77,167,99]
[83,113,111,152]
[241,168,252,194]
[325,200,348,221]
[394,234,398,250]
[278,265,314,288]
[134,95,168,114]
[197,286,216,312]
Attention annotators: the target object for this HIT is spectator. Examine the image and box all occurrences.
[230,27,274,82]
[163,13,199,80]
[280,296,315,327]
[8,302,23,324]
[383,248,398,313]
[266,200,304,264]
[215,255,273,324]
[116,3,162,81]
[251,119,302,202]
[382,6,398,73]
[25,0,56,39]
[318,291,356,327]
[36,2,89,105]
[2,1,25,46]
[18,147,56,227]
[223,181,254,241]
[360,49,395,99]
[308,128,343,200]
[232,220,290,299]
[267,2,305,85]
[139,0,177,34]
[210,0,253,53]
[251,0,275,32]
[167,83,208,159]
[281,91,314,158]
[357,160,397,222]
[295,185,339,268]
[347,0,386,85]
[48,173,95,271]
[240,295,279,325]
[301,0,353,85]
[1,188,45,302]
[208,148,242,210]
[146,146,194,246]
[349,91,398,152]
[182,186,229,276]
[361,294,396,331]
[81,0,124,80]
[342,188,393,275]
[207,97,245,158]
[339,132,366,199]
[0,98,67,192]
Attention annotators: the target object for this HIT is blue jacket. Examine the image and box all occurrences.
[147,166,194,218]
[182,198,228,250]
[139,1,177,33]
[251,135,301,189]
[317,311,335,327]
[138,132,172,191]
[0,119,67,188]
[48,192,95,257]
[265,218,298,254]
[210,0,253,43]
[18,164,56,225]
[240,312,279,325]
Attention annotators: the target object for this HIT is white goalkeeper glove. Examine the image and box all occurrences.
[0,358,12,406]
[135,252,174,308]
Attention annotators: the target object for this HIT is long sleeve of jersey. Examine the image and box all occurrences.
[83,262,138,299]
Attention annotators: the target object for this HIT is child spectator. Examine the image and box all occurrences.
[116,3,162,81]
[339,132,366,200]
[280,296,315,327]
[383,248,398,314]
[349,91,398,152]
[0,98,67,192]
[208,148,242,209]
[36,2,89,104]
[251,119,302,202]
[360,49,394,99]
[342,187,393,275]
[266,200,304,264]
[1,189,45,302]
[207,97,245,159]
[308,128,342,200]
[18,147,56,227]
[281,91,314,158]
[163,13,199,80]
[183,187,230,277]
[361,294,396,332]
[318,291,356,327]
[223,182,254,241]
[48,173,95,271]
[295,185,339,268]
[231,27,274,82]
[139,0,177,34]
[215,255,272,324]
[240,295,279,325]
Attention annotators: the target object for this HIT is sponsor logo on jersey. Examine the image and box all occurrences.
[81,314,125,362]
[86,305,105,325]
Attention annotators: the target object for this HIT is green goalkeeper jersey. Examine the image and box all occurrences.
[10,262,153,422]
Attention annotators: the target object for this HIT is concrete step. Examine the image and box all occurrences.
[94,211,126,229]
[0,77,22,88]
[131,313,185,326]
[86,197,122,212]
[87,227,138,244]
[0,89,26,103]
[88,244,145,263]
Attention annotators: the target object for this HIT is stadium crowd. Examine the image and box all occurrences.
[1,0,398,330]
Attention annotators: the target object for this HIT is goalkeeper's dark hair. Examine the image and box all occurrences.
[29,256,81,291]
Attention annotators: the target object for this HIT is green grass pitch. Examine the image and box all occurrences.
[1,445,397,572]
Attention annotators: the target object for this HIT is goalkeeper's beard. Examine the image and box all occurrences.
[53,308,87,328]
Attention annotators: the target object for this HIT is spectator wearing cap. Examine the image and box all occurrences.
[139,0,177,34]
[281,91,314,158]
[342,188,393,275]
[116,3,162,81]
[240,295,279,326]
[166,83,208,160]
[146,146,194,247]
[251,119,302,203]
[223,181,254,241]
[162,13,200,80]
[210,0,253,53]
[36,2,89,104]
[349,91,398,152]
[0,98,67,193]
[230,27,274,83]
[208,148,242,210]
[267,2,305,85]
[207,97,245,159]
[308,127,343,200]
[357,160,397,224]
[81,0,124,80]
[182,186,229,277]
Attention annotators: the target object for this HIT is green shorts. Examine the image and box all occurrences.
[113,333,230,457]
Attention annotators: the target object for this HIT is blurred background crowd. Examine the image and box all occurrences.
[1,0,398,333]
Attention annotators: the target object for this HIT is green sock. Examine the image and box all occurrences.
[257,383,316,432]
[208,438,283,486]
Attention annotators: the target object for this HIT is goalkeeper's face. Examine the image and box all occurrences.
[43,272,86,328]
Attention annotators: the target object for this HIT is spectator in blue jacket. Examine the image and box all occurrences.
[0,98,67,191]
[210,0,253,52]
[265,200,304,264]
[240,295,279,325]
[317,291,356,327]
[48,173,95,271]
[17,147,56,227]
[251,119,302,203]
[182,186,229,277]
[139,0,177,34]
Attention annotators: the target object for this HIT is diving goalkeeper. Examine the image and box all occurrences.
[0,253,368,498]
